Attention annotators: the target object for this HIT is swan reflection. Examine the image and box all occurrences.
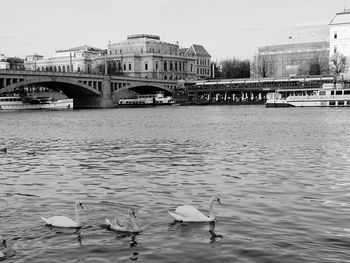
[209,221,223,243]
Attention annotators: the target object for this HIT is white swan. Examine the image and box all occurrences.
[105,209,141,233]
[168,195,222,222]
[41,201,84,228]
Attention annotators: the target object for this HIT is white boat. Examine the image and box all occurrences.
[118,92,175,107]
[0,96,73,110]
[266,83,350,107]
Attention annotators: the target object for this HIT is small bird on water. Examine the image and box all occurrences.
[27,150,36,156]
[0,148,7,154]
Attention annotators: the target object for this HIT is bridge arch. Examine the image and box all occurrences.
[0,77,101,97]
[114,82,174,95]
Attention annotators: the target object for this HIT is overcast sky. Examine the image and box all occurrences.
[0,0,348,60]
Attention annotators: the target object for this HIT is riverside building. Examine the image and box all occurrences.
[0,54,10,69]
[253,41,329,77]
[24,45,105,73]
[100,34,210,80]
[329,9,350,78]
[253,9,350,79]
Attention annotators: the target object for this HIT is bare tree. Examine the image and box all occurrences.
[220,59,250,79]
[297,55,329,76]
[330,52,347,77]
[253,56,275,77]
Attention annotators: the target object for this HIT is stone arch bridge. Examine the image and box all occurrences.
[0,70,179,108]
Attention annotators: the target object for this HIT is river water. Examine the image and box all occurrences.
[0,105,350,262]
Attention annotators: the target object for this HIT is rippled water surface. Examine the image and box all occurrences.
[1,106,350,262]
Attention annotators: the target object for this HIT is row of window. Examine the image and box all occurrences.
[197,68,210,75]
[35,65,84,73]
[196,58,210,66]
[0,98,22,102]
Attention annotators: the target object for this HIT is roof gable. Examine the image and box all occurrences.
[185,44,211,57]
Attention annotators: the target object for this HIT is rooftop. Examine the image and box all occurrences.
[330,9,350,25]
[127,34,160,40]
[185,44,211,57]
[56,45,104,53]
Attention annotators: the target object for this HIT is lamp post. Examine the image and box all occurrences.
[104,50,108,75]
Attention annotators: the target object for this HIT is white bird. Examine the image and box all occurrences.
[168,195,222,222]
[41,201,84,228]
[105,209,141,233]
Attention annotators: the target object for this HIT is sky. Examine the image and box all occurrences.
[0,0,348,61]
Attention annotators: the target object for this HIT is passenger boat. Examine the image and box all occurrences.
[0,95,73,110]
[265,83,350,107]
[118,92,175,107]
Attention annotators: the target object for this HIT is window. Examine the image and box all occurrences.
[123,64,126,70]
[344,90,350,95]
[334,47,337,53]
[190,64,193,72]
[338,101,344,105]
[336,90,342,95]
[155,62,159,70]
[145,63,148,70]
[129,64,131,70]
[334,32,337,39]
[164,61,167,71]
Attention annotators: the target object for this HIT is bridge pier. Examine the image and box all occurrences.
[101,76,113,108]
[73,76,113,108]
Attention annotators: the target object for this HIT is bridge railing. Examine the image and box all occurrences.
[0,69,179,84]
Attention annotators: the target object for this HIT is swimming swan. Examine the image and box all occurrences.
[41,201,84,228]
[168,195,222,222]
[105,209,141,233]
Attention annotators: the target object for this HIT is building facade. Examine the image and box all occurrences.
[0,54,10,69]
[253,41,330,77]
[329,9,350,77]
[100,34,210,80]
[184,44,211,79]
[25,45,105,73]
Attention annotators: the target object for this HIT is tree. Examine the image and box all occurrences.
[252,56,274,77]
[220,58,250,79]
[330,52,347,77]
[93,60,123,75]
[298,55,329,76]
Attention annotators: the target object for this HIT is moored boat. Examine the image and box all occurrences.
[266,83,350,107]
[118,92,175,107]
[0,95,73,110]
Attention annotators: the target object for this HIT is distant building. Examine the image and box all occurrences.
[329,9,350,77]
[25,45,105,73]
[253,41,329,77]
[184,44,211,79]
[25,54,44,70]
[100,34,210,80]
[7,57,25,70]
[0,54,10,70]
